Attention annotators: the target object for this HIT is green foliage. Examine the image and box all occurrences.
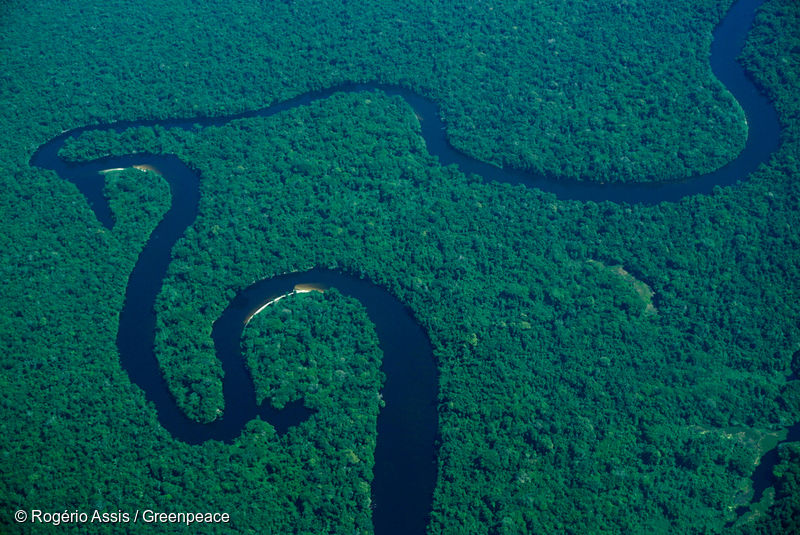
[103,167,171,253]
[120,88,800,532]
[2,0,744,182]
[242,290,384,412]
[1,0,799,533]
[239,290,384,533]
[243,290,383,529]
[60,127,195,162]
[735,442,800,535]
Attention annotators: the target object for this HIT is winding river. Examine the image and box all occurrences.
[29,0,789,531]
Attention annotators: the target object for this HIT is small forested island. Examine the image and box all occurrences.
[1,0,799,534]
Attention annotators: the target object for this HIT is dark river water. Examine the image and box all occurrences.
[29,0,792,531]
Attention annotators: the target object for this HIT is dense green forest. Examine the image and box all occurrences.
[1,0,745,183]
[240,289,385,533]
[2,0,799,533]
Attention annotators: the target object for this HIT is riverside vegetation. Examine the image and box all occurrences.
[2,0,800,533]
